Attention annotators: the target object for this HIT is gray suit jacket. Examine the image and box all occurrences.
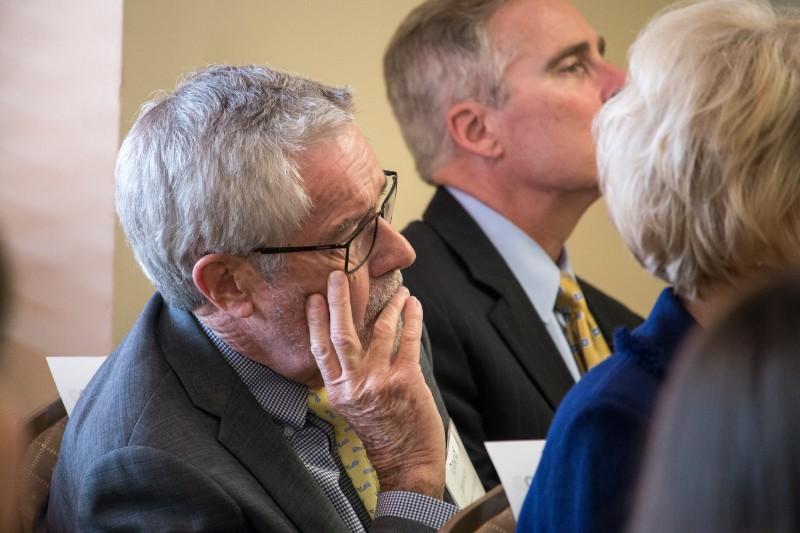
[48,294,450,532]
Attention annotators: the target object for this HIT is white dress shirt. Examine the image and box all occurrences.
[448,187,582,382]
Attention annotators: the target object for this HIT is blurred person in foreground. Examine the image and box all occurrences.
[519,1,800,531]
[384,0,641,489]
[628,273,800,533]
[0,242,20,532]
[48,65,459,532]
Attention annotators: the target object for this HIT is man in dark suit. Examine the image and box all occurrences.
[384,0,642,488]
[48,66,458,532]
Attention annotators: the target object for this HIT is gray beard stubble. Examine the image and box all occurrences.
[359,270,404,353]
[270,269,406,355]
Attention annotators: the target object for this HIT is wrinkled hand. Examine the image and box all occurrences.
[306,271,446,498]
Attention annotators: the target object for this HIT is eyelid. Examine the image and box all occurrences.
[331,175,392,242]
[559,57,588,72]
[336,211,375,243]
[329,220,357,243]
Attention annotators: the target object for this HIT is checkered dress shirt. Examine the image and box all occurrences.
[199,321,457,531]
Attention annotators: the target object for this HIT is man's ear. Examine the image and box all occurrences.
[192,254,255,318]
[445,100,504,159]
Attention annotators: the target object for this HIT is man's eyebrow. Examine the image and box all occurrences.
[329,210,372,242]
[545,37,606,70]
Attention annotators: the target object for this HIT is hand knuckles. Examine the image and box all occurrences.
[309,340,329,359]
[401,324,419,338]
[330,331,356,350]
[373,318,396,337]
[306,313,321,327]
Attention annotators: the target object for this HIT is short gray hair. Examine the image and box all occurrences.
[116,65,354,310]
[384,0,509,182]
[596,0,800,299]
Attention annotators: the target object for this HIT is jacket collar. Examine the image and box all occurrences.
[613,288,696,377]
[422,187,575,408]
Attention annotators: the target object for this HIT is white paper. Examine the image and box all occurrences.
[485,439,546,520]
[445,420,486,508]
[46,356,107,416]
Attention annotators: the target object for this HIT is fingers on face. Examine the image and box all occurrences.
[397,296,423,364]
[365,285,410,365]
[306,292,341,382]
[309,271,422,382]
[372,285,409,339]
[326,271,363,369]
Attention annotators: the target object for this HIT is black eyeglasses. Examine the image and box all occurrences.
[252,170,398,273]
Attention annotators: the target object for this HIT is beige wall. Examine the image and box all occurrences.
[0,0,122,414]
[114,0,670,344]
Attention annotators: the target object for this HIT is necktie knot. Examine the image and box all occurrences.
[556,273,587,312]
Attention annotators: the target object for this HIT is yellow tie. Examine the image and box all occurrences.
[307,387,379,517]
[556,273,612,372]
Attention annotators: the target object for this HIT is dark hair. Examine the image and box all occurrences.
[628,273,800,533]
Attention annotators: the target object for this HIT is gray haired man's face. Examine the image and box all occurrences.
[251,125,416,387]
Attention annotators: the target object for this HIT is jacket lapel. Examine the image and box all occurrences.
[486,295,576,409]
[423,188,575,409]
[216,385,346,533]
[157,304,346,533]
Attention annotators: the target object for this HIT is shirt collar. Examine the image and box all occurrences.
[197,319,309,429]
[447,187,571,321]
[614,288,697,377]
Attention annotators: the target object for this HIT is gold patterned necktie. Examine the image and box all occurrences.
[555,272,612,373]
[307,387,379,517]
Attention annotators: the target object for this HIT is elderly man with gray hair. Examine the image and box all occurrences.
[48,65,459,532]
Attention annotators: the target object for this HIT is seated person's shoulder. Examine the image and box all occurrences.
[67,342,178,447]
[60,445,247,531]
[402,219,445,257]
[555,347,655,430]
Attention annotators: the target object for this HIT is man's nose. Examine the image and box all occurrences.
[600,62,626,103]
[369,219,416,277]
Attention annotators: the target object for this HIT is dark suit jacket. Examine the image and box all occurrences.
[48,293,450,533]
[402,187,642,488]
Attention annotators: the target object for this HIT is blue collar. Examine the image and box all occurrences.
[613,288,697,377]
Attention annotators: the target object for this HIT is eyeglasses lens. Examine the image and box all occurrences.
[345,174,396,273]
[346,217,379,273]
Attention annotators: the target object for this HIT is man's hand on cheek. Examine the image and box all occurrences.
[305,270,446,499]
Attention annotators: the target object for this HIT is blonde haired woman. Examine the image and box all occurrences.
[518,1,800,531]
